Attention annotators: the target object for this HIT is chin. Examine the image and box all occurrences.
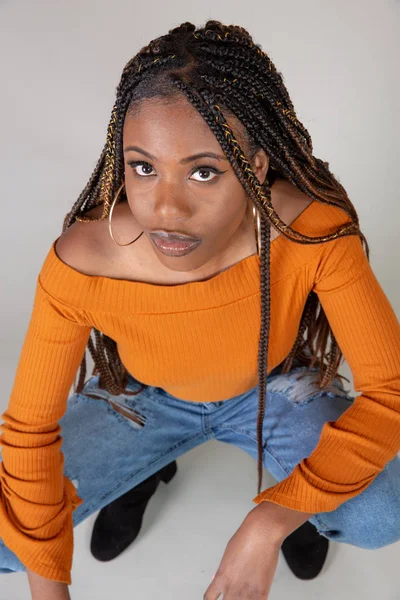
[155,253,205,273]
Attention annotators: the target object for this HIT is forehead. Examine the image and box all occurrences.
[123,96,247,156]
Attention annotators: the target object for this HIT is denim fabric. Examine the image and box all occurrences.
[1,360,400,574]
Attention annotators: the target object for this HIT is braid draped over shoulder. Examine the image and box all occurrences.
[62,20,368,496]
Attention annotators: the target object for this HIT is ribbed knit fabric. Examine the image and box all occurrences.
[1,200,399,583]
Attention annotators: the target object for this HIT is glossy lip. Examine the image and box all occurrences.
[150,231,201,243]
[150,234,202,257]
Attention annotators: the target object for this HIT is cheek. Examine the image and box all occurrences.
[125,198,148,225]
[219,190,249,225]
[207,201,248,241]
[124,181,152,217]
[121,183,146,223]
[124,173,157,197]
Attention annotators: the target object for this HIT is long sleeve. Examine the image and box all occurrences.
[253,233,400,512]
[0,276,92,583]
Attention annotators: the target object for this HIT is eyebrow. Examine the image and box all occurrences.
[124,145,227,164]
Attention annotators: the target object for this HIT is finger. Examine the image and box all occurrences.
[203,575,223,600]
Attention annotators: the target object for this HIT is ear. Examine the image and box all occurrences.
[250,148,270,186]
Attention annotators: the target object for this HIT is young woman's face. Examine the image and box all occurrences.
[122,96,269,273]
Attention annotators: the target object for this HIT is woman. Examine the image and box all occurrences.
[1,20,400,600]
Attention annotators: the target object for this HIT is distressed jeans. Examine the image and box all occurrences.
[1,359,400,574]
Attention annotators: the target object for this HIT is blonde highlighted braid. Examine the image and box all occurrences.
[62,20,369,495]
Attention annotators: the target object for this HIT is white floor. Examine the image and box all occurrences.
[2,438,400,600]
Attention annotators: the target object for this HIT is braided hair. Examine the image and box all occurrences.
[62,20,368,496]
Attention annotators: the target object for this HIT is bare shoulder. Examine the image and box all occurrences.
[55,201,144,277]
[55,204,111,275]
[272,178,314,230]
[273,178,353,238]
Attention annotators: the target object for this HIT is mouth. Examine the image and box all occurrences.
[149,233,202,257]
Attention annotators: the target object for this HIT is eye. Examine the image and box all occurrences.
[190,166,224,182]
[127,161,224,182]
[128,161,155,177]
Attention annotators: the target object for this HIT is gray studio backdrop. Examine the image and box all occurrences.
[0,1,399,599]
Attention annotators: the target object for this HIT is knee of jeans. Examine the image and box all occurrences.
[359,487,400,549]
[266,366,352,405]
[317,477,400,550]
[346,515,400,550]
[310,515,400,550]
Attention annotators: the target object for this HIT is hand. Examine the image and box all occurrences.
[203,501,315,599]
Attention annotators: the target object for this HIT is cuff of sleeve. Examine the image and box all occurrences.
[252,460,377,513]
[0,473,83,584]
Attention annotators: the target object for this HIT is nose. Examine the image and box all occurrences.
[152,180,192,220]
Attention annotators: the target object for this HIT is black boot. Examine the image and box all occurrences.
[90,460,177,561]
[280,520,329,579]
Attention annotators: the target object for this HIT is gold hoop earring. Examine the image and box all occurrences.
[108,182,144,247]
[252,204,261,256]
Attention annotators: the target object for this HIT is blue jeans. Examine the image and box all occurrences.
[1,361,400,574]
